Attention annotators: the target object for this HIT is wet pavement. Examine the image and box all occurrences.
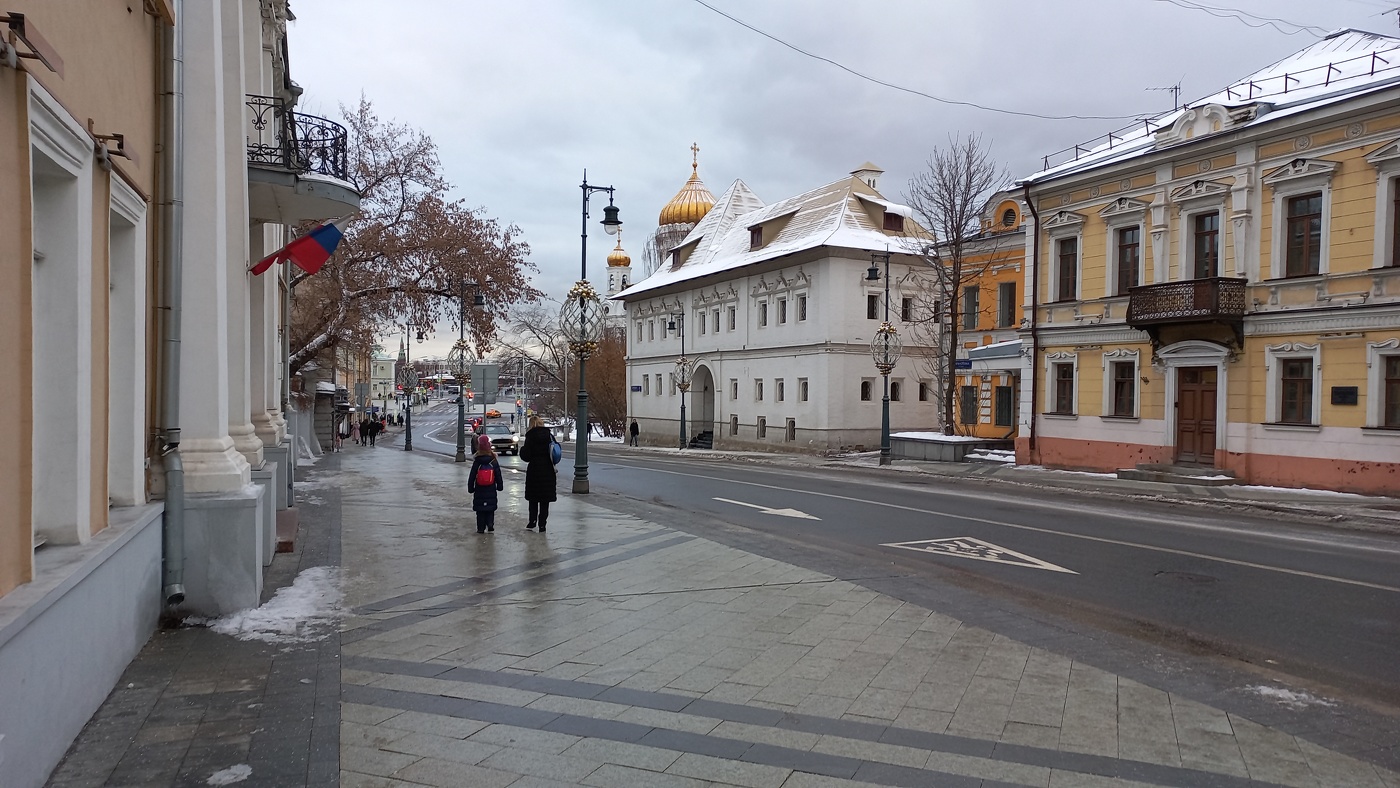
[43,416,1400,787]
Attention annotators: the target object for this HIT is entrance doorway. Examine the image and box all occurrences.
[1175,366,1217,465]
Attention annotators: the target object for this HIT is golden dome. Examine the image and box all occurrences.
[658,143,716,226]
[607,235,631,268]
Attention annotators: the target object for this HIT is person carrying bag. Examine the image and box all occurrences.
[518,416,557,532]
[467,434,504,533]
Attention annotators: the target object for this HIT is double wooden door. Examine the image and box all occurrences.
[1176,367,1217,465]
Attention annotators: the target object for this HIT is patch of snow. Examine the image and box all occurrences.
[314,381,336,393]
[966,452,1015,463]
[202,566,343,644]
[299,493,326,506]
[294,473,339,492]
[1244,685,1336,709]
[1016,465,1120,479]
[207,764,252,785]
[891,432,991,443]
[1232,484,1370,498]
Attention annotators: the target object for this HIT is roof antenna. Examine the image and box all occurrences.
[1147,82,1183,111]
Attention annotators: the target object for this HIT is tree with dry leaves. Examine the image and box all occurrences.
[899,135,1011,434]
[288,98,540,376]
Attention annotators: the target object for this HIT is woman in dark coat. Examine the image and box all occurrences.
[517,416,556,532]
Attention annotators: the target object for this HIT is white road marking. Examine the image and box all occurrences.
[599,458,1400,594]
[713,497,820,520]
[883,536,1078,574]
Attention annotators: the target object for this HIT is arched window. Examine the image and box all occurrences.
[890,382,902,402]
[860,381,873,401]
[1002,208,1017,227]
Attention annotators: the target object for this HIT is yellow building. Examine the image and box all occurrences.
[951,193,1027,437]
[1018,29,1400,495]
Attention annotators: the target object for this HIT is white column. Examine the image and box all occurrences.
[222,0,262,469]
[250,224,285,446]
[178,0,249,492]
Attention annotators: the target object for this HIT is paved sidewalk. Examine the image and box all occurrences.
[45,442,1400,787]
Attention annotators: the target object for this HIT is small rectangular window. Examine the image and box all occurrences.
[776,379,785,402]
[1391,183,1400,268]
[730,415,739,436]
[1193,212,1219,279]
[901,297,913,322]
[883,212,904,232]
[757,416,767,439]
[890,380,901,402]
[648,320,655,341]
[1112,361,1136,417]
[867,293,880,320]
[960,386,978,424]
[1286,193,1322,277]
[728,305,736,330]
[778,298,788,324]
[1053,362,1075,414]
[730,379,738,400]
[1280,358,1313,424]
[798,378,809,402]
[961,286,979,330]
[1117,226,1140,293]
[860,380,873,401]
[713,309,720,333]
[798,295,807,321]
[750,226,763,249]
[759,301,768,327]
[994,386,1014,426]
[643,376,650,395]
[699,314,707,335]
[919,381,931,402]
[655,374,662,395]
[997,282,1016,327]
[755,379,764,401]
[785,418,796,441]
[1057,237,1078,302]
[636,322,643,342]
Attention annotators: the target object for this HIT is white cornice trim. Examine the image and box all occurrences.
[1244,303,1400,335]
[1034,326,1151,346]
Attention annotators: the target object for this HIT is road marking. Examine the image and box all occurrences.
[883,537,1078,574]
[713,497,820,520]
[596,458,1400,594]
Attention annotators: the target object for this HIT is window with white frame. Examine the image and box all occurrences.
[1265,343,1321,426]
[670,375,677,395]
[730,414,739,435]
[1169,180,1229,281]
[730,378,738,400]
[648,320,655,341]
[1366,142,1400,269]
[755,379,764,401]
[1046,352,1078,415]
[1102,350,1139,418]
[758,300,768,327]
[798,378,808,402]
[655,373,662,395]
[643,375,650,395]
[778,297,788,324]
[785,418,796,441]
[1099,197,1148,295]
[860,380,873,401]
[776,378,785,402]
[728,305,737,330]
[1367,339,1400,428]
[797,294,808,321]
[890,380,902,402]
[1043,210,1084,303]
[698,313,707,335]
[757,416,767,439]
[866,293,880,319]
[637,322,643,343]
[1264,158,1336,279]
[713,309,720,334]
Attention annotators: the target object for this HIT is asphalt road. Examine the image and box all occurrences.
[569,443,1400,707]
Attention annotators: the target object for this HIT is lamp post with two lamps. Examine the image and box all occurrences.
[561,173,621,494]
[400,322,429,452]
[866,250,903,466]
[453,279,487,463]
[667,312,691,450]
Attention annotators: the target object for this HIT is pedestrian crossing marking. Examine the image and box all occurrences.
[881,536,1078,574]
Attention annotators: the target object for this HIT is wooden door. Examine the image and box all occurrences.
[1176,367,1218,465]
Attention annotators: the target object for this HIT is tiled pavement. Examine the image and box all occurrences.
[46,435,1400,787]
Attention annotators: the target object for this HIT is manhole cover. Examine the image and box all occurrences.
[1155,570,1217,584]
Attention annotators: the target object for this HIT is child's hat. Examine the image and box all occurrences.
[477,434,492,451]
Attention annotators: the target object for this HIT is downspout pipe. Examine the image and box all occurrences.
[1021,181,1040,459]
[159,0,185,606]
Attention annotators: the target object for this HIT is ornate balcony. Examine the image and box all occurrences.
[245,94,360,224]
[1127,277,1247,348]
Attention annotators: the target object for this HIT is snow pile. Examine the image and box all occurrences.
[890,431,990,443]
[207,764,252,785]
[967,450,1015,464]
[1244,685,1335,709]
[199,567,343,644]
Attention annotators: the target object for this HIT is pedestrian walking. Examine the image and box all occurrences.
[467,434,504,533]
[366,418,378,446]
[351,419,361,445]
[518,415,557,533]
[629,419,639,447]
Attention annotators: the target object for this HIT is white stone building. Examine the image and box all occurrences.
[617,165,937,451]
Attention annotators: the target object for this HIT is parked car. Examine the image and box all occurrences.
[482,423,519,455]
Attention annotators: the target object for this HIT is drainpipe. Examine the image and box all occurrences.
[1022,182,1040,459]
[158,0,186,606]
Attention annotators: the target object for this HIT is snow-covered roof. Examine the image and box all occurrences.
[1024,29,1400,184]
[616,175,922,300]
[315,381,336,393]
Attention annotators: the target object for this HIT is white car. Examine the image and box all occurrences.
[482,423,519,455]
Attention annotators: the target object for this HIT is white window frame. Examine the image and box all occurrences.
[1263,158,1337,279]
[890,379,902,402]
[860,378,874,402]
[636,321,643,343]
[643,375,650,395]
[698,312,707,335]
[648,320,655,341]
[798,377,809,402]
[778,297,788,325]
[727,305,737,331]
[796,293,808,322]
[755,379,764,401]
[866,292,881,320]
[730,379,738,400]
[1264,342,1322,427]
[758,299,769,327]
[656,373,663,395]
[1099,197,1149,296]
[1169,180,1230,282]
[1366,338,1400,429]
[1366,141,1400,269]
[1043,210,1084,303]
[1044,351,1079,417]
[1101,349,1140,419]
[776,378,785,402]
[712,308,720,334]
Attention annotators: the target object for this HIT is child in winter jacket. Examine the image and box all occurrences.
[467,434,504,532]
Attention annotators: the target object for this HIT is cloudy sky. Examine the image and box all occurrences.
[286,0,1396,358]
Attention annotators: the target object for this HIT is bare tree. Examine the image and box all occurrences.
[900,135,1010,435]
[288,98,541,376]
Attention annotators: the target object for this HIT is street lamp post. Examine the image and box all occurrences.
[866,250,903,466]
[667,313,690,449]
[453,280,486,463]
[400,323,426,451]
[566,172,621,494]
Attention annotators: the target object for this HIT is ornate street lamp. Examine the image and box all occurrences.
[568,173,621,494]
[667,312,689,449]
[401,323,428,451]
[867,251,902,466]
[453,280,486,463]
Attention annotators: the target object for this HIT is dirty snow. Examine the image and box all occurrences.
[1244,685,1336,709]
[967,450,1015,463]
[206,764,252,785]
[193,567,343,644]
[891,432,990,443]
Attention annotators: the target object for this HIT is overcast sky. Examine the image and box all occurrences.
[287,0,1396,358]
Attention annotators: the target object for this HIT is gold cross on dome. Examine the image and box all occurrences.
[691,142,700,170]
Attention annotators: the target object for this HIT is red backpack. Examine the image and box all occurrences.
[475,463,494,486]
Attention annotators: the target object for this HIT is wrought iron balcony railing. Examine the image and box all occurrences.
[1126,277,1247,326]
[245,94,350,182]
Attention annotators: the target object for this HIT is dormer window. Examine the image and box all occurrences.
[883,212,904,232]
[1002,208,1016,227]
[750,226,763,249]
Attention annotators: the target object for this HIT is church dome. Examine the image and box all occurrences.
[658,144,716,226]
[607,236,631,268]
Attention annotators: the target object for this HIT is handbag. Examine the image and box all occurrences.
[549,436,562,465]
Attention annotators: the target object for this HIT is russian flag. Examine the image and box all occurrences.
[250,217,351,276]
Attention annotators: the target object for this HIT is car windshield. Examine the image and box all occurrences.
[484,425,511,435]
